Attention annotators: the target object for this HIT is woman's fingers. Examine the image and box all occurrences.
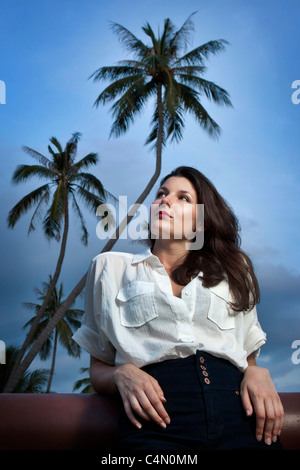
[240,366,284,445]
[122,395,144,429]
[115,364,170,428]
[268,395,285,443]
[123,389,170,429]
[261,399,276,445]
[140,384,171,426]
[151,376,167,403]
[250,393,284,445]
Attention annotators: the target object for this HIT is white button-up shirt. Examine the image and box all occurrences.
[72,246,267,371]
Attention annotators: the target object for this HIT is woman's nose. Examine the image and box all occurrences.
[160,194,172,206]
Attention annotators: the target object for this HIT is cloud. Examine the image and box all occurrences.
[252,262,300,391]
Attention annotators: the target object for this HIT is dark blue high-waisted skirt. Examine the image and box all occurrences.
[117,351,282,451]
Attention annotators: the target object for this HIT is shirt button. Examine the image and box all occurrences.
[185,291,191,296]
[199,356,205,363]
[204,378,210,385]
[202,370,208,377]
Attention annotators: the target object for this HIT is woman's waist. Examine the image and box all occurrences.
[140,350,244,394]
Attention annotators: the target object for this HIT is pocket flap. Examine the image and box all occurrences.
[208,287,235,330]
[116,281,155,302]
[207,307,235,330]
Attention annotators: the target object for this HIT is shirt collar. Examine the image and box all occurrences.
[131,245,170,273]
[131,246,200,281]
[131,245,158,265]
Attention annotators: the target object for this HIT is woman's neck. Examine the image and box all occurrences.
[151,240,188,271]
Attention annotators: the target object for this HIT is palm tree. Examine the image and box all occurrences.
[0,345,49,393]
[23,276,83,393]
[4,14,232,392]
[4,132,116,392]
[89,12,232,248]
[73,367,93,393]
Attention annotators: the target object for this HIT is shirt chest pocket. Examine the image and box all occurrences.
[207,292,236,330]
[116,281,158,327]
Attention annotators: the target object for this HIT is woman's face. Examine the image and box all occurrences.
[150,176,201,243]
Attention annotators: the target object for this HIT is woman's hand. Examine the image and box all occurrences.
[114,363,171,430]
[240,365,284,445]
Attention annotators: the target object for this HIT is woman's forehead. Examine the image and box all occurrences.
[160,176,196,194]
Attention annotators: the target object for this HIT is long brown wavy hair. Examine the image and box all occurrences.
[148,166,260,312]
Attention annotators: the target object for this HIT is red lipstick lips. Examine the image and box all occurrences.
[158,210,172,218]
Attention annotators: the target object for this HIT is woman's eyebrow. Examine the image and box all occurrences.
[158,186,194,198]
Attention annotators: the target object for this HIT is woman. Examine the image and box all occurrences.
[72,166,284,450]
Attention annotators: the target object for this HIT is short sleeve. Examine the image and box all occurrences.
[243,304,267,359]
[72,257,116,365]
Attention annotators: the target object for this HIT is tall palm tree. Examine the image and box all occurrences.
[23,276,83,393]
[0,345,49,393]
[89,12,232,248]
[4,132,116,392]
[4,14,232,392]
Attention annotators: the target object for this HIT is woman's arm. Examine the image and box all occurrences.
[240,352,285,445]
[90,355,170,429]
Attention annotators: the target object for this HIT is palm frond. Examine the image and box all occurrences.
[71,153,98,172]
[42,182,66,240]
[145,105,167,150]
[174,39,229,67]
[172,65,207,76]
[177,81,221,139]
[58,321,81,357]
[89,64,144,82]
[65,132,82,164]
[109,77,156,137]
[70,191,88,246]
[93,74,144,107]
[27,188,50,235]
[160,18,176,55]
[169,12,196,54]
[71,173,105,197]
[73,371,93,393]
[73,184,106,212]
[49,180,66,223]
[141,21,158,51]
[12,164,56,184]
[22,146,57,172]
[177,75,233,107]
[19,368,49,393]
[7,184,50,228]
[110,22,149,59]
[22,302,40,313]
[49,137,63,154]
[71,172,119,205]
[165,106,185,143]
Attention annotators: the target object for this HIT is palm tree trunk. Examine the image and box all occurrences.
[46,328,58,393]
[4,199,69,392]
[3,84,164,393]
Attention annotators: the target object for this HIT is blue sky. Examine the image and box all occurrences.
[0,0,299,392]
